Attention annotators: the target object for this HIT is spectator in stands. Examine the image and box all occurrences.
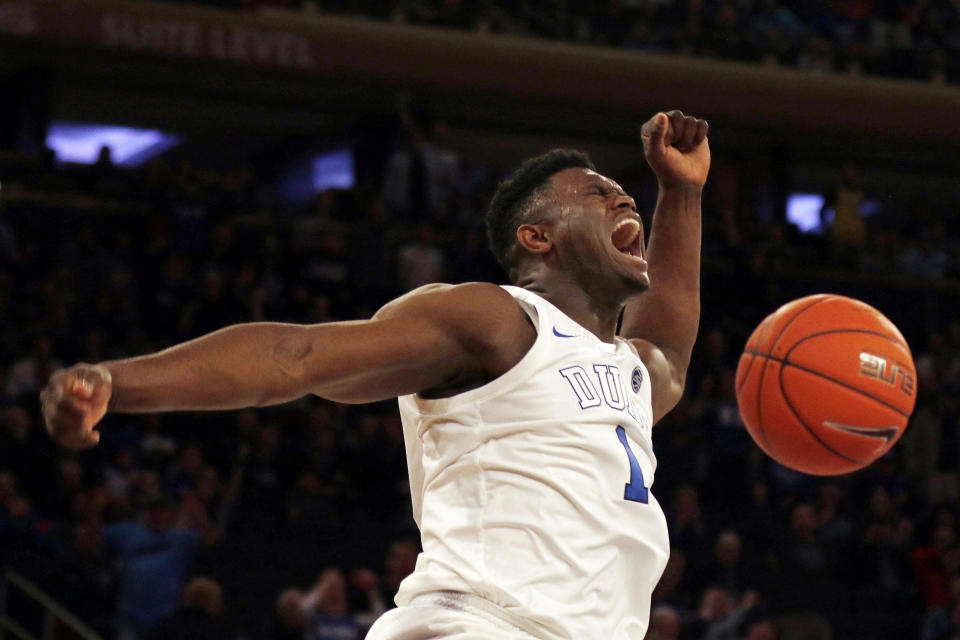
[684,586,738,639]
[700,1,750,60]
[38,455,86,521]
[165,444,207,498]
[922,575,960,640]
[396,222,447,291]
[301,229,353,315]
[375,538,419,607]
[129,469,167,513]
[348,568,388,631]
[449,227,504,284]
[0,471,34,536]
[899,224,953,279]
[142,253,193,343]
[264,587,310,640]
[646,604,681,640]
[669,484,709,565]
[795,36,837,73]
[851,502,916,611]
[702,590,763,640]
[180,268,246,337]
[692,530,764,601]
[746,0,805,65]
[149,576,237,640]
[0,182,19,264]
[814,482,855,548]
[5,335,61,399]
[0,476,38,568]
[54,518,117,637]
[291,190,346,254]
[104,448,139,502]
[650,411,709,493]
[302,567,385,640]
[341,413,406,524]
[743,619,779,640]
[381,104,461,222]
[286,469,341,538]
[240,423,289,526]
[911,522,960,610]
[0,470,16,512]
[698,371,752,507]
[820,164,866,265]
[102,495,209,639]
[771,504,834,640]
[652,549,692,616]
[932,379,960,502]
[0,404,54,501]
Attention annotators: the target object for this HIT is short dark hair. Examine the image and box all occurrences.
[485,149,595,274]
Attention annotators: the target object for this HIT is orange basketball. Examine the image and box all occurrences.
[735,294,917,476]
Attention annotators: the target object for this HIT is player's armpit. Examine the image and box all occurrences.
[628,338,685,426]
[304,282,536,403]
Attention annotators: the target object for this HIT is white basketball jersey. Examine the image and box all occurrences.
[394,286,670,639]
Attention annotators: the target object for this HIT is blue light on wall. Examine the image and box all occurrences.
[312,147,354,191]
[46,122,181,166]
[786,193,826,233]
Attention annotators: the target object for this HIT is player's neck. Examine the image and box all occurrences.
[518,273,622,343]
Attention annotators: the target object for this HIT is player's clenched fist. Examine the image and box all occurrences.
[640,110,710,190]
[40,364,112,450]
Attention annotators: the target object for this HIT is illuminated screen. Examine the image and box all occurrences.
[312,147,354,191]
[46,122,181,166]
[786,193,826,233]
[788,192,882,233]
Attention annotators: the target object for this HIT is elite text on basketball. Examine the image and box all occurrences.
[859,352,915,397]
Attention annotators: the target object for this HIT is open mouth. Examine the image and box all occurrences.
[610,217,644,260]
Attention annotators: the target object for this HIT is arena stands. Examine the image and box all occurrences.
[150,0,960,84]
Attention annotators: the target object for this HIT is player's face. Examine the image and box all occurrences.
[547,168,649,296]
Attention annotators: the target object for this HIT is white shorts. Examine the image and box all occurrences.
[365,592,541,640]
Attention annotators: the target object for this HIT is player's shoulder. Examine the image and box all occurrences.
[375,282,534,356]
[375,282,519,321]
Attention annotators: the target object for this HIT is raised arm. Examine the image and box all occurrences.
[40,282,535,450]
[620,111,710,425]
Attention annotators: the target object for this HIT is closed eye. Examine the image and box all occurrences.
[585,183,630,202]
[589,186,620,198]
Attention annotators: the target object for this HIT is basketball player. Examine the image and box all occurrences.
[40,110,709,639]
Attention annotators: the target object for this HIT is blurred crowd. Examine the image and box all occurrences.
[2,109,960,640]
[154,0,960,85]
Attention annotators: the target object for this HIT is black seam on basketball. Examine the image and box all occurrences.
[736,354,757,397]
[783,328,911,357]
[776,360,866,465]
[745,350,910,418]
[754,350,776,456]
[737,314,776,396]
[767,295,836,356]
[746,297,833,457]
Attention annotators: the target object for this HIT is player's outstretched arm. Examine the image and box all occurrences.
[40,282,535,450]
[620,110,710,425]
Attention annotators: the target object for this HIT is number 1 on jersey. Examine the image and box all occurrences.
[615,426,649,504]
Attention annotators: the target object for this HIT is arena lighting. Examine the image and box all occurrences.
[46,122,181,167]
[786,193,826,232]
[312,147,354,191]
[788,192,882,233]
